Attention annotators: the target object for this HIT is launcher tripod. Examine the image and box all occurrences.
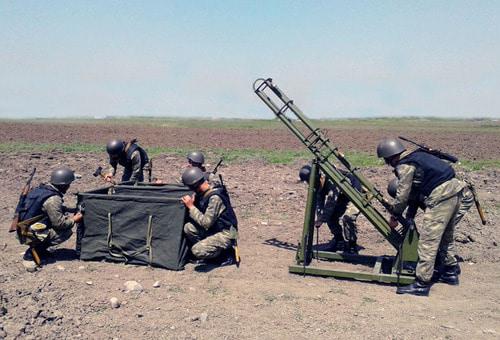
[253,78,418,284]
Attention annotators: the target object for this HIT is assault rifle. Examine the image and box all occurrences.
[465,179,487,225]
[9,168,37,233]
[398,136,458,163]
[399,136,487,225]
[216,172,240,267]
[212,158,224,175]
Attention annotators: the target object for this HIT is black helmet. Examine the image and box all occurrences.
[387,177,399,198]
[299,164,312,182]
[50,167,76,185]
[376,138,406,159]
[106,139,125,156]
[187,151,205,165]
[181,167,206,188]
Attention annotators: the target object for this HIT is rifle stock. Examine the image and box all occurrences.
[467,181,487,225]
[9,168,37,233]
[9,216,19,233]
[398,136,458,163]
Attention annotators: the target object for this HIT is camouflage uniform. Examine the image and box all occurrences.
[392,150,468,283]
[20,183,75,246]
[110,149,144,182]
[184,188,237,260]
[39,186,75,245]
[316,175,361,244]
[19,183,75,271]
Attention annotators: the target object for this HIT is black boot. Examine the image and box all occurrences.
[326,237,345,252]
[344,241,358,254]
[217,248,236,267]
[437,265,460,285]
[396,279,431,296]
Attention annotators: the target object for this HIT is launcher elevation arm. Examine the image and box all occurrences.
[253,78,405,249]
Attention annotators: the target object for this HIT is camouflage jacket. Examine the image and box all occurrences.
[42,184,75,231]
[109,150,142,181]
[392,151,465,214]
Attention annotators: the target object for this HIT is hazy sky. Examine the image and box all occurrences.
[1,1,498,119]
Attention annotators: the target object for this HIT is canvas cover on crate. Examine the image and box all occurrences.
[77,184,191,270]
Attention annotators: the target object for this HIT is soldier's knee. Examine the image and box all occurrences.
[191,243,213,259]
[48,229,72,245]
[183,222,197,235]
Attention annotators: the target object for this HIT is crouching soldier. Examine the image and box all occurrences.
[377,138,470,296]
[180,167,238,266]
[185,151,221,187]
[299,164,362,253]
[105,138,150,183]
[18,167,83,271]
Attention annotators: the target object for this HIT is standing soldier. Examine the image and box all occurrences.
[186,151,221,187]
[299,164,362,254]
[377,138,470,296]
[105,138,150,183]
[18,167,83,271]
[180,167,238,266]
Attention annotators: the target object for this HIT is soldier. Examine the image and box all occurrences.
[186,151,221,187]
[19,167,83,271]
[180,167,238,266]
[104,138,150,183]
[377,138,471,296]
[299,164,362,253]
[387,176,473,282]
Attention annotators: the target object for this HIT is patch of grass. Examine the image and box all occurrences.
[206,286,227,296]
[3,116,498,132]
[263,294,277,303]
[167,285,185,293]
[328,287,348,295]
[362,296,377,303]
[459,159,500,171]
[1,142,498,170]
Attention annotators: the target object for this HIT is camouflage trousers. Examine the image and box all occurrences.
[21,226,73,248]
[184,222,232,260]
[435,186,474,267]
[327,202,360,242]
[416,189,467,282]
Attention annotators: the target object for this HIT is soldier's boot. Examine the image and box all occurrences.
[344,240,358,254]
[396,279,431,296]
[431,263,461,283]
[437,265,460,285]
[22,248,39,272]
[217,248,236,267]
[326,237,345,252]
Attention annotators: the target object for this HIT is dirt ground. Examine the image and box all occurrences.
[0,124,499,339]
[1,121,500,160]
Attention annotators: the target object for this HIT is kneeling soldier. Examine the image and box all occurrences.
[181,167,238,266]
[185,151,221,187]
[19,167,83,271]
[299,164,362,253]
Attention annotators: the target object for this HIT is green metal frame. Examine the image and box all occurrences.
[253,78,418,284]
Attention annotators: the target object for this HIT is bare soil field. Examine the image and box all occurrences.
[0,120,499,160]
[0,121,499,339]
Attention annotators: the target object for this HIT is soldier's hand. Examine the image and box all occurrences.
[181,194,195,209]
[154,179,165,184]
[104,174,114,182]
[389,215,399,228]
[73,212,83,223]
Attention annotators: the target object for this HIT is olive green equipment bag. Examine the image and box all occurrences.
[77,183,191,270]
